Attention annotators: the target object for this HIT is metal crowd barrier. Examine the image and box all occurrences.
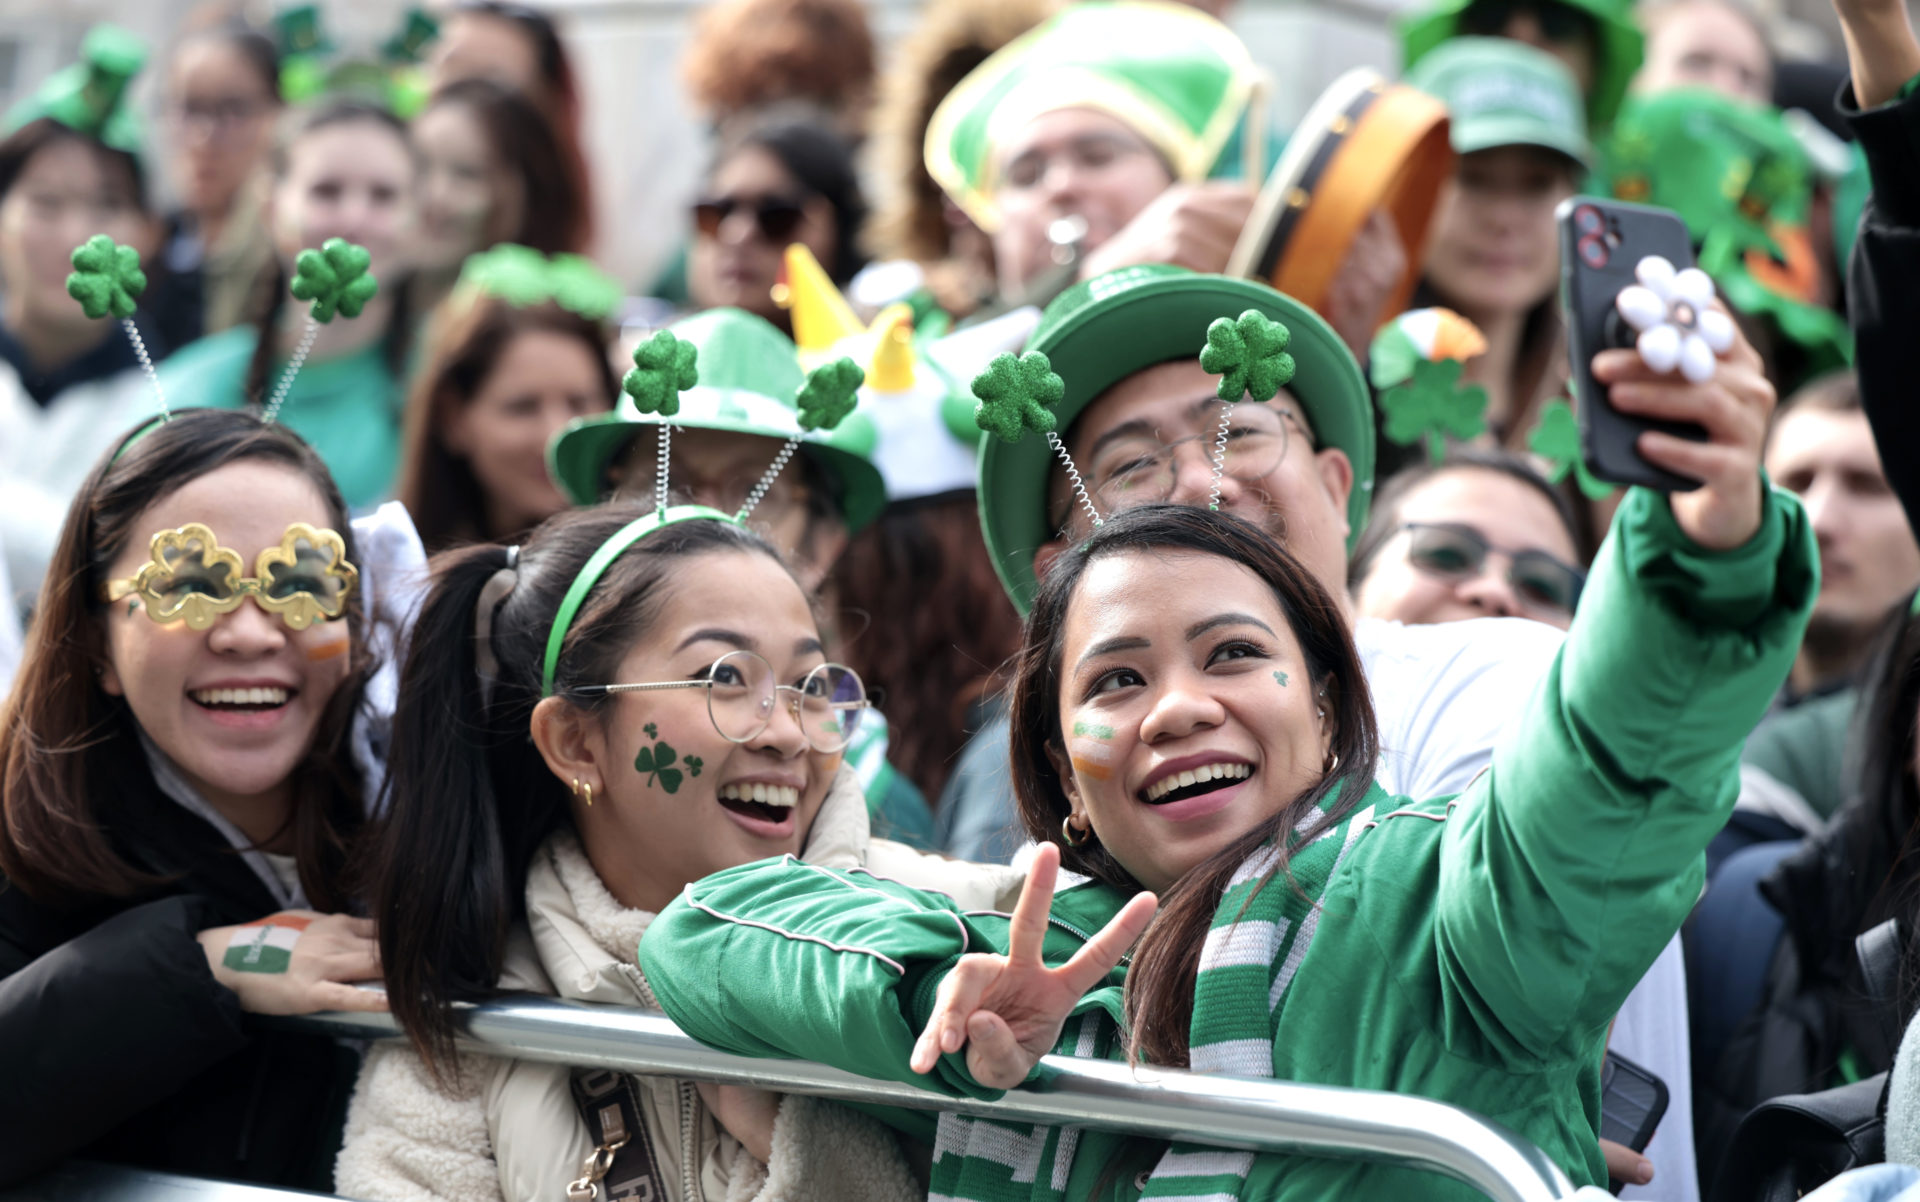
[1,994,1580,1202]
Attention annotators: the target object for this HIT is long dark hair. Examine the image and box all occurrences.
[420,77,589,256]
[0,408,370,908]
[241,100,418,405]
[393,295,615,551]
[371,506,784,1074]
[714,113,868,285]
[1008,504,1379,1067]
[0,118,148,210]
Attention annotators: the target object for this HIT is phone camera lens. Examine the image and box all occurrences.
[1579,235,1608,268]
[1574,205,1603,234]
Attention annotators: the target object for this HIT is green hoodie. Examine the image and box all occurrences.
[643,485,1817,1200]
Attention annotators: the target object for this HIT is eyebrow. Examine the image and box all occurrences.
[676,628,755,653]
[794,636,824,658]
[1186,612,1277,641]
[1076,635,1150,671]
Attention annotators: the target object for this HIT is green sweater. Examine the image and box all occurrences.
[642,486,1817,1200]
[157,326,403,510]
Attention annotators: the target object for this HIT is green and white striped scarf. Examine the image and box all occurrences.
[927,800,1376,1202]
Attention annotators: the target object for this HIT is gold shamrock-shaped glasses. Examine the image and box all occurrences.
[103,522,359,631]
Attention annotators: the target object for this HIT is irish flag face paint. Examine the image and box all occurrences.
[224,913,311,974]
[304,620,350,663]
[1070,720,1118,781]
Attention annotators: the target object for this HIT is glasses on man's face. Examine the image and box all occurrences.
[1459,0,1596,43]
[1401,522,1584,615]
[578,650,870,754]
[693,195,807,244]
[1082,405,1308,519]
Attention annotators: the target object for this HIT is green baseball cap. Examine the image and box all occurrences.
[977,266,1375,612]
[1405,37,1590,168]
[1399,0,1644,130]
[548,307,888,530]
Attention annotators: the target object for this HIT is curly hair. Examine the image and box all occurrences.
[864,0,1058,265]
[682,0,876,128]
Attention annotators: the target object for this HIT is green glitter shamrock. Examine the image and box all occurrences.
[972,351,1064,444]
[796,358,865,431]
[623,330,699,417]
[1199,309,1295,403]
[66,235,146,320]
[635,739,682,794]
[290,238,379,323]
[1380,359,1489,464]
[1528,398,1615,500]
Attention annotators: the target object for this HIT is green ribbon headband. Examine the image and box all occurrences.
[539,505,738,698]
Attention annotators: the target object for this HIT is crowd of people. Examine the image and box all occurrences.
[2,0,1919,1198]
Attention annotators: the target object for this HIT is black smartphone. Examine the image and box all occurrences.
[1557,196,1706,492]
[1600,1049,1669,1193]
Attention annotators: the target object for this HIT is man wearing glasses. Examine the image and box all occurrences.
[939,265,1567,863]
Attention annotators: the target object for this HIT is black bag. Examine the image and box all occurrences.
[1706,920,1904,1202]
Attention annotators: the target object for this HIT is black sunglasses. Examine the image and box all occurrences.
[693,195,806,244]
[1402,522,1585,615]
[1459,0,1597,43]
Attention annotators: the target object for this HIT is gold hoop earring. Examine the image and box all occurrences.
[1323,751,1340,775]
[570,777,580,797]
[1061,815,1091,848]
[582,782,594,808]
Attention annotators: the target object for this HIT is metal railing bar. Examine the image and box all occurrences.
[271,993,1576,1202]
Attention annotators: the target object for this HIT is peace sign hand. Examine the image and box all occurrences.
[909,843,1158,1089]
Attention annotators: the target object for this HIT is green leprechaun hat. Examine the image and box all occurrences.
[549,307,887,530]
[924,0,1263,233]
[977,266,1374,612]
[7,25,147,154]
[1601,87,1850,372]
[1399,0,1644,130]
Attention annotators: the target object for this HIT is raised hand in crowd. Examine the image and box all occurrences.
[1831,0,1920,108]
[1077,181,1256,284]
[195,910,385,1016]
[910,843,1158,1089]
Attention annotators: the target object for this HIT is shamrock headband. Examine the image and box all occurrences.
[970,307,1294,522]
[68,234,165,424]
[263,237,381,423]
[540,504,734,697]
[616,326,868,521]
[456,244,622,322]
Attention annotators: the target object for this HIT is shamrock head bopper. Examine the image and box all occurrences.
[290,238,379,323]
[67,234,146,320]
[795,358,864,432]
[622,329,700,417]
[1199,309,1295,403]
[972,351,1065,445]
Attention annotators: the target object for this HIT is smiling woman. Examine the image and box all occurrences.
[0,408,385,1190]
[339,503,1018,1202]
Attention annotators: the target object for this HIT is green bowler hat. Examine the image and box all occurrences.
[978,266,1375,613]
[1405,37,1590,168]
[1399,0,1644,130]
[6,25,147,154]
[549,307,888,530]
[925,0,1261,233]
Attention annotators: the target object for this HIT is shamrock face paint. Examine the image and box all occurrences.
[635,722,685,794]
[223,913,311,974]
[1274,671,1288,687]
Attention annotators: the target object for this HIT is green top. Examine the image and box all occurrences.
[1742,688,1857,825]
[1399,0,1644,129]
[157,327,402,509]
[1404,37,1591,167]
[976,266,1375,613]
[645,483,1816,1199]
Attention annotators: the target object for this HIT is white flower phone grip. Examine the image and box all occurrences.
[1614,255,1736,384]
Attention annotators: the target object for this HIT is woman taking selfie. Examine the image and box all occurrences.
[639,304,1808,1197]
[0,408,384,1189]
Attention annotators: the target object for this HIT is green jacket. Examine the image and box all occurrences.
[643,486,1817,1200]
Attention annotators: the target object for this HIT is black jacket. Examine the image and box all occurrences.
[0,737,359,1189]
[1847,80,1920,539]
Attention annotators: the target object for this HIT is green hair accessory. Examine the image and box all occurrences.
[262,239,380,424]
[1528,398,1615,500]
[1199,310,1295,404]
[67,234,165,421]
[540,505,737,697]
[623,330,700,418]
[6,25,146,153]
[383,9,440,64]
[459,244,623,322]
[795,359,865,432]
[972,351,1101,529]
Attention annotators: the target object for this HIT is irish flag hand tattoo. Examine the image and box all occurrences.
[224,913,311,974]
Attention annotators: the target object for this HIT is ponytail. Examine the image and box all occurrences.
[370,505,785,1077]
[243,260,287,406]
